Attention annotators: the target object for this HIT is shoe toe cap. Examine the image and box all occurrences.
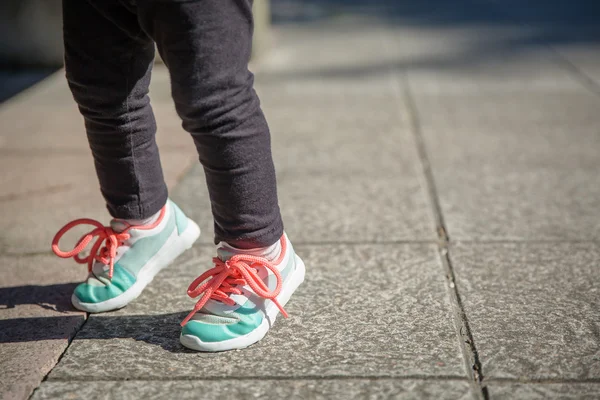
[181,312,263,343]
[73,266,136,304]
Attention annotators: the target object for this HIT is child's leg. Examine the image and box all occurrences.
[55,0,200,313]
[133,0,303,352]
[63,0,167,219]
[136,0,283,248]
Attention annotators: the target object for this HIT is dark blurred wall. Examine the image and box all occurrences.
[0,0,269,67]
[0,0,63,67]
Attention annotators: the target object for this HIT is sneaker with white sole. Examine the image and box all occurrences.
[180,232,305,352]
[52,199,200,313]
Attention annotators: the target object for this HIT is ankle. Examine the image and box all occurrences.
[119,209,162,227]
[222,240,282,262]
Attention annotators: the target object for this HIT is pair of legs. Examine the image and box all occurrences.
[63,0,282,248]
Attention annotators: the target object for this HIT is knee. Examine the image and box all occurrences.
[173,73,260,137]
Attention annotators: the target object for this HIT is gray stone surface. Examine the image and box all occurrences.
[0,254,86,400]
[32,379,475,400]
[259,20,402,75]
[451,243,600,380]
[49,244,464,380]
[403,52,582,95]
[488,383,600,400]
[382,0,600,243]
[384,28,582,90]
[411,87,600,241]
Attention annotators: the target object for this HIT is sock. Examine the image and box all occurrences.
[120,209,161,227]
[221,240,282,262]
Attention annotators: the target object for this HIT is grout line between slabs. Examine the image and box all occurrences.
[43,376,600,385]
[484,377,600,385]
[28,313,90,400]
[390,65,488,400]
[46,375,470,383]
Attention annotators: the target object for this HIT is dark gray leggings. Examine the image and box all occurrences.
[62,0,283,248]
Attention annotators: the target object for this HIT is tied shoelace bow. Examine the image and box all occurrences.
[51,219,132,279]
[51,207,165,279]
[180,237,288,326]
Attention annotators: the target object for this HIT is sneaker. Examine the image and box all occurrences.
[179,233,305,352]
[52,199,200,313]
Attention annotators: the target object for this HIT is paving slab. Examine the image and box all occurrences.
[488,382,600,400]
[409,86,600,241]
[49,244,464,380]
[402,51,582,95]
[261,20,401,76]
[451,242,600,380]
[0,254,86,400]
[385,2,600,243]
[258,23,435,242]
[32,379,475,400]
[382,26,582,87]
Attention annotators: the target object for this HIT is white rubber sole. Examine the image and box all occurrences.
[72,219,201,313]
[180,254,306,352]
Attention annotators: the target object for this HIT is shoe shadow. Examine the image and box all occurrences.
[0,312,197,354]
[0,282,79,312]
[75,311,198,354]
[0,284,197,354]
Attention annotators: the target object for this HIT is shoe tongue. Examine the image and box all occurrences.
[110,220,130,233]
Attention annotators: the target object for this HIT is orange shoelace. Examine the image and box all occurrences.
[51,207,165,279]
[181,236,288,326]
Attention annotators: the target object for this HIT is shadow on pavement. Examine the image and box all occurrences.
[272,0,600,28]
[266,0,600,79]
[0,283,78,312]
[0,68,57,104]
[0,282,195,353]
[0,312,197,354]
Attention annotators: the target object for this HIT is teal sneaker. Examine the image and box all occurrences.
[179,233,305,352]
[52,199,200,313]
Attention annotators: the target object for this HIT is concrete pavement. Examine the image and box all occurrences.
[2,0,600,399]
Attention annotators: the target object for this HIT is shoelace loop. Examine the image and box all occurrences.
[181,239,288,327]
[51,219,131,279]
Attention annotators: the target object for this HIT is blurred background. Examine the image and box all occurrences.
[3,0,600,102]
[0,0,271,103]
[0,0,62,102]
